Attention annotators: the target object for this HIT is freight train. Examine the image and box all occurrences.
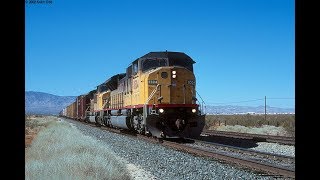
[60,51,205,138]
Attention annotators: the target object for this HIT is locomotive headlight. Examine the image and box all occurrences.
[172,70,176,75]
[172,74,177,78]
[159,108,164,113]
[192,109,197,113]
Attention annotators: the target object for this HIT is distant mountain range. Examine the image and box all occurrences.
[25,91,76,115]
[25,91,295,115]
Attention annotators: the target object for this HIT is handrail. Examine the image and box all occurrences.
[196,90,206,115]
[143,84,160,131]
[145,84,161,104]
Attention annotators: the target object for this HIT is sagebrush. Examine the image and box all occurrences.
[205,114,295,136]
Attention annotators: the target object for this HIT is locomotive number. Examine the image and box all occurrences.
[148,80,158,85]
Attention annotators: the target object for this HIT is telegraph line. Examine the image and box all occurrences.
[267,97,295,99]
[205,97,294,105]
[206,98,264,105]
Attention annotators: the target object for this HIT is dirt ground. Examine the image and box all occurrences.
[25,116,48,148]
[25,127,40,148]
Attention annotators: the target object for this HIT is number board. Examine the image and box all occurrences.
[148,80,158,85]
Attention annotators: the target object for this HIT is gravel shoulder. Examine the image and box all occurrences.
[249,142,295,157]
[62,118,289,179]
[213,124,295,157]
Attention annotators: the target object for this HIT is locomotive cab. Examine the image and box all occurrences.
[128,52,205,138]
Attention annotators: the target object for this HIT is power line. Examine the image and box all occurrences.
[267,97,295,99]
[206,98,264,105]
[205,97,295,105]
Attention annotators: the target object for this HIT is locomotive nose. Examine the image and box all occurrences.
[175,118,186,131]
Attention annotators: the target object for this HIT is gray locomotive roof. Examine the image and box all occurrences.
[135,51,195,63]
[103,73,126,91]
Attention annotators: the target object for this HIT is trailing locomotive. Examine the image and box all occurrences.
[60,51,205,138]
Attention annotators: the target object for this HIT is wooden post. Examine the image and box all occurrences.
[265,96,267,121]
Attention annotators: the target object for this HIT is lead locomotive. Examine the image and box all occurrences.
[61,51,205,138]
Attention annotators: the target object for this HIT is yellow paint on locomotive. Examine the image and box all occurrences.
[89,54,197,110]
[110,90,122,109]
[120,66,196,107]
[94,91,110,111]
[132,74,141,106]
[145,67,196,105]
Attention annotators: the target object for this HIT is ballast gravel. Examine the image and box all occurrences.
[62,118,289,179]
[249,142,295,157]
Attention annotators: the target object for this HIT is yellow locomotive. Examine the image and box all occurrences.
[65,51,205,138]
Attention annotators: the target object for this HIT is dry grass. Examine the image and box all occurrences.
[25,116,54,148]
[25,117,131,180]
[214,125,290,136]
[205,114,295,137]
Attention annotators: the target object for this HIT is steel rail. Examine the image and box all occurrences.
[190,138,295,161]
[161,140,295,178]
[202,129,295,145]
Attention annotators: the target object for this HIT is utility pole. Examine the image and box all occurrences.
[264,96,267,121]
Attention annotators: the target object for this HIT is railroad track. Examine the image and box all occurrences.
[201,129,295,145]
[190,138,295,162]
[162,139,295,178]
[62,117,295,179]
[136,134,295,178]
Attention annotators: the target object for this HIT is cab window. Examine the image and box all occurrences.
[169,59,193,72]
[142,58,168,72]
[132,62,138,75]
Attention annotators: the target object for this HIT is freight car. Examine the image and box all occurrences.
[76,90,96,121]
[61,51,205,138]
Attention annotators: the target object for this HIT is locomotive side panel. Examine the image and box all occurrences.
[97,91,109,110]
[132,76,141,106]
[109,90,124,109]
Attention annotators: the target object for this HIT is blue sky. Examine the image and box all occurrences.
[25,0,294,108]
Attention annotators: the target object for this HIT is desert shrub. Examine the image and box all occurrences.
[25,117,55,129]
[205,114,295,136]
[215,125,290,136]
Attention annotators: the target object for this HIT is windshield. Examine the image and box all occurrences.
[141,58,168,72]
[168,59,193,72]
